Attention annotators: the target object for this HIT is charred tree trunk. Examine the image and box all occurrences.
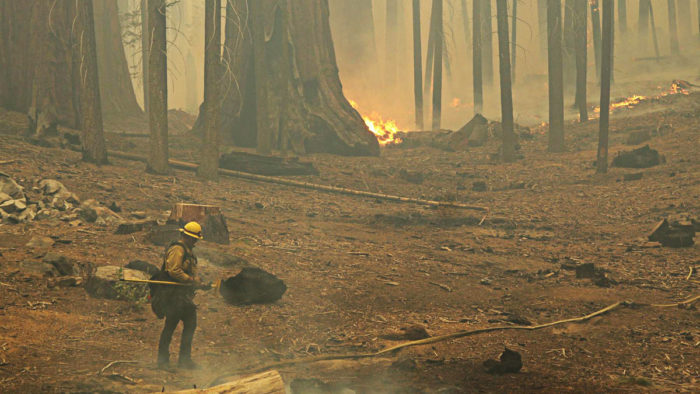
[667,0,680,54]
[431,0,443,130]
[574,0,588,122]
[547,0,565,152]
[597,0,613,174]
[482,0,494,86]
[590,0,602,81]
[251,0,271,155]
[496,0,515,162]
[198,0,221,180]
[93,0,142,118]
[76,0,108,164]
[511,0,518,82]
[473,0,484,114]
[140,0,149,114]
[424,0,439,100]
[147,0,169,174]
[563,0,575,89]
[412,0,424,130]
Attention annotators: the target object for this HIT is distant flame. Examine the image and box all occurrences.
[349,99,402,145]
[593,81,693,114]
[594,94,646,113]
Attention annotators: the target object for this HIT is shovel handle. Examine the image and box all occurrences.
[119,278,189,286]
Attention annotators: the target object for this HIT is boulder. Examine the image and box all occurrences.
[85,266,150,300]
[77,206,98,223]
[219,267,287,305]
[19,261,59,277]
[612,145,664,168]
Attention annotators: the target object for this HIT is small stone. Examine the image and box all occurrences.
[26,236,55,249]
[254,202,264,209]
[0,192,11,204]
[480,278,492,286]
[78,206,98,223]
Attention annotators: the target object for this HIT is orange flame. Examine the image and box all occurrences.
[593,81,693,114]
[594,94,646,113]
[349,100,403,145]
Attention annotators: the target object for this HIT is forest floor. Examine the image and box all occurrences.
[0,82,699,393]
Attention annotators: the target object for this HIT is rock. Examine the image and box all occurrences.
[196,245,249,268]
[648,218,695,248]
[480,278,492,285]
[0,199,26,213]
[612,145,664,168]
[38,179,66,195]
[130,211,148,219]
[85,266,150,300]
[125,260,160,276]
[114,219,157,235]
[19,261,59,277]
[484,348,522,374]
[69,219,82,227]
[43,253,81,276]
[219,267,287,305]
[17,209,36,223]
[0,173,25,200]
[78,206,98,223]
[0,192,11,204]
[381,325,430,341]
[25,236,55,249]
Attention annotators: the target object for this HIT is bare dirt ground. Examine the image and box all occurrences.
[0,89,698,393]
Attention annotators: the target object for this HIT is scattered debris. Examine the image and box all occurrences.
[611,145,664,168]
[219,267,287,305]
[483,348,522,374]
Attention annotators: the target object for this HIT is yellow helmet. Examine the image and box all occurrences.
[180,221,203,239]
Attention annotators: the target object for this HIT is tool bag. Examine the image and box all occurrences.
[148,266,172,319]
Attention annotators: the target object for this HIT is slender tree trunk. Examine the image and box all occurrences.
[147,0,168,174]
[473,0,483,114]
[547,0,564,152]
[649,2,661,57]
[412,0,424,130]
[76,0,108,164]
[667,0,680,54]
[563,0,575,89]
[597,0,613,174]
[140,0,149,114]
[482,0,494,85]
[617,0,626,34]
[511,0,517,82]
[574,0,588,122]
[251,0,270,155]
[590,0,602,80]
[496,0,515,162]
[424,0,438,99]
[537,0,548,58]
[432,0,443,130]
[198,0,221,180]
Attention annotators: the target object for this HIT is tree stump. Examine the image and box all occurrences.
[167,203,229,244]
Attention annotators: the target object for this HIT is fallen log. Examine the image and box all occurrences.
[169,370,284,393]
[107,150,488,212]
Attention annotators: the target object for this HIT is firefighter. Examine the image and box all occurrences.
[156,221,204,370]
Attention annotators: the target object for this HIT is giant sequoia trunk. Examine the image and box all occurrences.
[93,0,142,118]
[196,0,378,156]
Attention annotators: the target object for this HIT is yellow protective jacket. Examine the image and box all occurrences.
[164,241,197,283]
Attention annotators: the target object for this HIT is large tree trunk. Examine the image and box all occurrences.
[511,0,517,82]
[198,0,221,180]
[574,0,588,122]
[496,0,515,162]
[473,0,484,114]
[667,0,680,54]
[93,0,142,118]
[76,0,108,164]
[547,0,565,152]
[431,0,443,130]
[412,0,424,130]
[482,0,494,86]
[648,1,661,57]
[147,0,169,174]
[597,0,613,174]
[251,0,271,154]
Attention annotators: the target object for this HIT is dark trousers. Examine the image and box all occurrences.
[157,303,197,363]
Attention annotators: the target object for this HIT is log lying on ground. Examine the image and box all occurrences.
[107,150,488,212]
[219,151,319,176]
[170,370,284,394]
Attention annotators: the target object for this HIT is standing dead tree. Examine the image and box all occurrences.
[412,0,424,130]
[496,0,516,162]
[76,0,108,164]
[547,0,565,152]
[597,0,614,174]
[198,0,221,180]
[473,0,484,114]
[146,0,169,174]
[574,0,588,122]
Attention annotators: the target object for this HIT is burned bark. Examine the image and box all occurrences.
[496,0,516,162]
[198,0,221,180]
[140,0,149,114]
[431,0,443,130]
[93,0,142,118]
[597,0,614,174]
[76,0,108,164]
[574,0,588,122]
[547,0,565,152]
[412,0,424,130]
[146,0,169,174]
[511,0,518,82]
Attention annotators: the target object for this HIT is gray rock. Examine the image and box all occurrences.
[0,199,26,213]
[38,179,66,195]
[43,253,81,276]
[0,192,11,204]
[78,206,98,223]
[26,236,55,249]
[19,261,59,277]
[85,266,150,300]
